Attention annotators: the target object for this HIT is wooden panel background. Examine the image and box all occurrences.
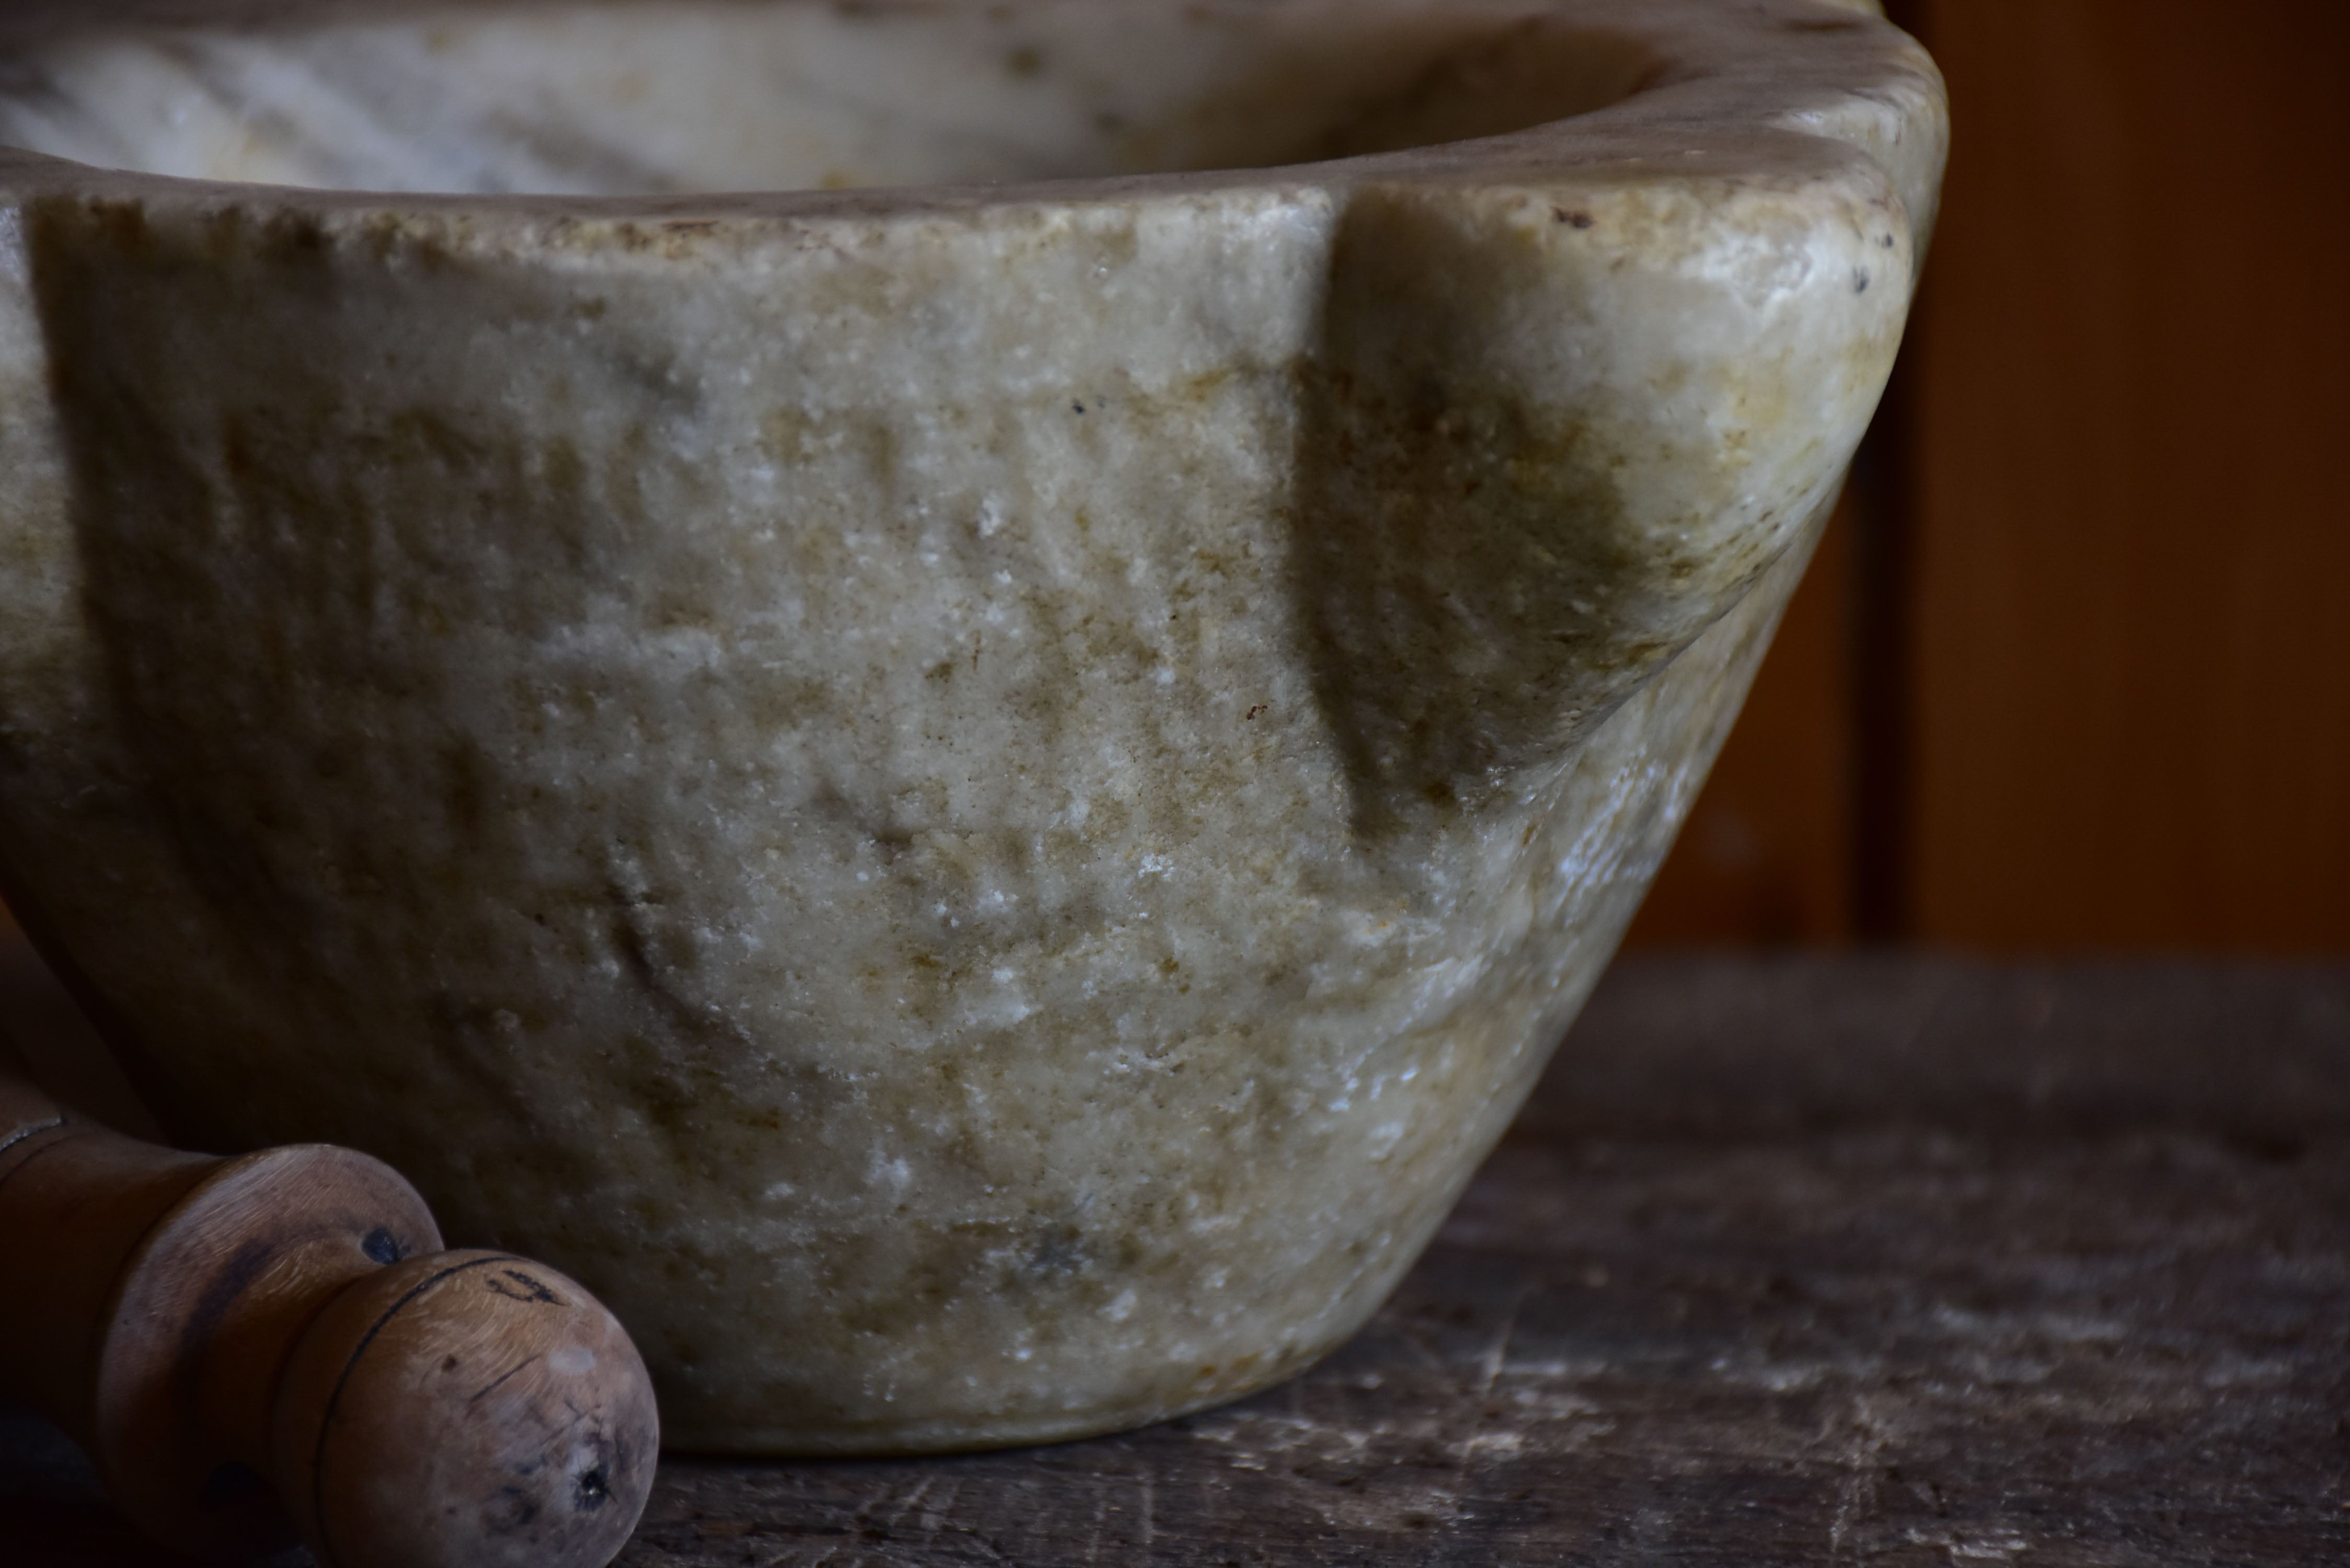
[1633,0,2350,951]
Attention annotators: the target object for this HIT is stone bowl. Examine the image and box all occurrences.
[0,0,1943,1454]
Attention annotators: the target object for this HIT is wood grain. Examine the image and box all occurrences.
[0,1052,657,1568]
[1903,0,2350,949]
[1636,0,2350,953]
[14,954,2345,1566]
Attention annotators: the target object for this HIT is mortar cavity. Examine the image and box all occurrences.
[0,0,1659,197]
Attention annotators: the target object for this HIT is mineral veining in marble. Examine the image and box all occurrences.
[0,0,1943,1453]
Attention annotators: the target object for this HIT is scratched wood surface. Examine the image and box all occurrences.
[7,954,2349,1565]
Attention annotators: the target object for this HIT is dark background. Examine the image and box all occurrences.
[1631,0,2350,953]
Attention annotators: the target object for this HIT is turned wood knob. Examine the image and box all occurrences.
[0,1051,658,1566]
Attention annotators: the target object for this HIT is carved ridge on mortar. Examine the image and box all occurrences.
[0,0,1943,1453]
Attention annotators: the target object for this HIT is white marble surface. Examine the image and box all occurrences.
[0,0,1943,1452]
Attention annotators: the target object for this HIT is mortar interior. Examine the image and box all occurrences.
[0,0,1657,197]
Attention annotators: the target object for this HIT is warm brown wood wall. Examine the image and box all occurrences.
[1633,0,2350,952]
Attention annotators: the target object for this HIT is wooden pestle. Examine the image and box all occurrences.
[0,1049,658,1567]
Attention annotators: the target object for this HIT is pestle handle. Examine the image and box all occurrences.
[0,1052,658,1567]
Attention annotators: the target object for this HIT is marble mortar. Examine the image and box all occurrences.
[0,0,1944,1453]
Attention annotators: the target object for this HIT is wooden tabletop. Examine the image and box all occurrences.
[8,953,2348,1565]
